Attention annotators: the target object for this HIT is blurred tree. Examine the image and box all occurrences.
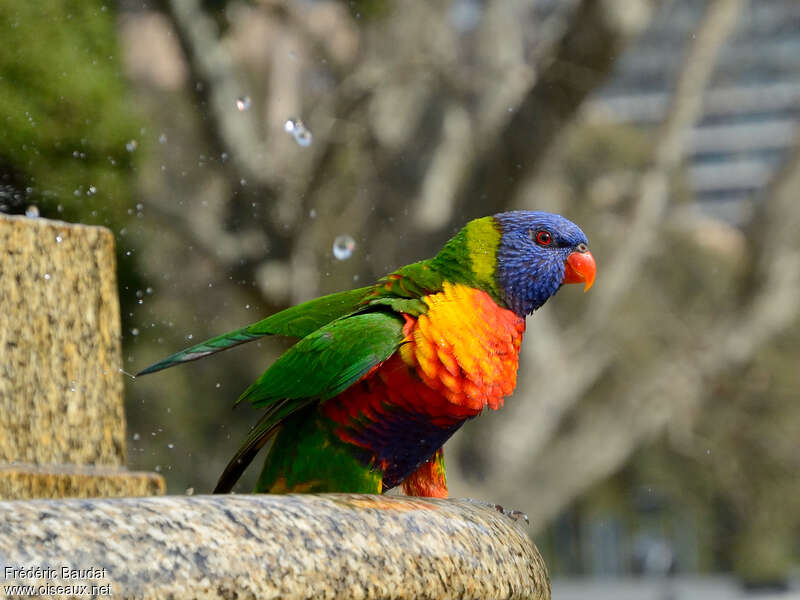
[0,1,138,226]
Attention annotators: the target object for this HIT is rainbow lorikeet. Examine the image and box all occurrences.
[138,211,596,497]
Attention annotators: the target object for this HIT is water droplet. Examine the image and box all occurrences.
[215,382,221,388]
[130,328,139,336]
[87,185,97,196]
[236,96,251,111]
[167,443,174,449]
[25,205,39,218]
[154,465,161,472]
[309,208,317,219]
[333,235,356,260]
[284,118,313,147]
[55,235,63,243]
[158,133,167,144]
[133,433,141,441]
[43,273,51,280]
[125,139,137,152]
[146,287,153,295]
[187,334,193,340]
[185,487,195,496]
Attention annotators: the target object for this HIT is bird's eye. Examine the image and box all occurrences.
[533,230,552,246]
[576,242,588,253]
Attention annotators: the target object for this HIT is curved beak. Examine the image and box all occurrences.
[563,250,596,292]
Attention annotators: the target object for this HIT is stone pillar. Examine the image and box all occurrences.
[0,214,163,499]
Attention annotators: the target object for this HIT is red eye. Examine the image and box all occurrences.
[535,230,552,246]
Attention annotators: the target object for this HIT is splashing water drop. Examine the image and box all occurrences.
[158,133,167,144]
[133,433,141,441]
[130,328,139,336]
[56,235,63,243]
[25,205,39,218]
[333,235,356,260]
[167,443,174,449]
[236,96,251,111]
[87,185,97,196]
[125,140,137,152]
[284,118,313,147]
[294,128,313,147]
[43,273,51,280]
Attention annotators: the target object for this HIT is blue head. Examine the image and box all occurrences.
[494,211,595,316]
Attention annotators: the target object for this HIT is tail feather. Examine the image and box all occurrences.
[136,286,371,376]
[136,328,262,376]
[213,399,303,493]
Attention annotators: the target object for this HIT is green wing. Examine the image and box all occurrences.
[136,286,371,375]
[213,310,405,493]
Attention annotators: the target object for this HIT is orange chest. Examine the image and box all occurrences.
[399,282,526,414]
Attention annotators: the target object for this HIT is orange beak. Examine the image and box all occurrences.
[563,250,596,291]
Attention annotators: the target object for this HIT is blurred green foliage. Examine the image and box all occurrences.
[0,1,138,227]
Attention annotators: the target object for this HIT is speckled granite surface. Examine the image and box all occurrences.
[0,215,126,466]
[0,463,165,500]
[0,493,550,599]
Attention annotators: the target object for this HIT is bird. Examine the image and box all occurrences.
[138,211,596,497]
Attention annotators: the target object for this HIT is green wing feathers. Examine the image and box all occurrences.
[213,310,405,492]
[136,286,371,376]
[237,311,405,406]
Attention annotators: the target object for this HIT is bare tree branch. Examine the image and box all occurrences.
[476,0,744,476]
[164,0,278,195]
[454,0,654,221]
[585,0,745,326]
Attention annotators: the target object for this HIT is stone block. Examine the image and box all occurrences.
[0,493,550,599]
[0,214,126,466]
[0,463,165,500]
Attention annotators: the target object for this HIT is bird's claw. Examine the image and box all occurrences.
[493,504,529,524]
[457,498,529,524]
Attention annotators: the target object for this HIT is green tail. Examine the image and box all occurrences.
[136,287,371,376]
